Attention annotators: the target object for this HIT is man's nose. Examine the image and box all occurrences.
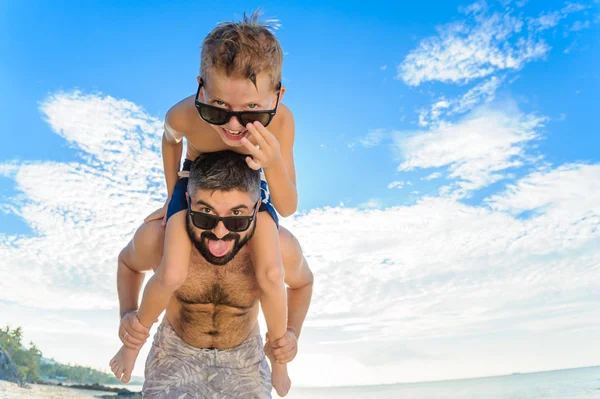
[213,220,229,239]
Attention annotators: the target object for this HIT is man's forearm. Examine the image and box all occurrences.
[286,281,313,339]
[117,257,145,319]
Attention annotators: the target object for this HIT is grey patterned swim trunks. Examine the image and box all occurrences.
[142,321,272,399]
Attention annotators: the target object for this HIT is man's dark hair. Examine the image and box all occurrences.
[187,150,261,201]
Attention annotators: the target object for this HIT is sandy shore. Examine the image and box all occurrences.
[0,381,98,398]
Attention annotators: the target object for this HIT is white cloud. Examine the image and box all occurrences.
[529,11,563,31]
[570,20,591,31]
[387,181,404,189]
[358,198,382,208]
[0,91,165,309]
[353,128,387,148]
[424,172,442,180]
[399,1,592,87]
[420,76,503,126]
[2,91,600,387]
[284,163,600,382]
[394,104,546,196]
[528,2,592,32]
[380,65,388,70]
[399,4,549,86]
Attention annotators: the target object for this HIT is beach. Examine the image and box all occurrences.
[0,381,142,398]
[0,381,96,398]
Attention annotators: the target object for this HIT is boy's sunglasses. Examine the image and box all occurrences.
[187,197,260,232]
[194,78,281,127]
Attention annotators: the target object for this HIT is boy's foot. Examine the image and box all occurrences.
[109,345,139,383]
[265,342,291,397]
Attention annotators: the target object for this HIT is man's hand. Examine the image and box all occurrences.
[240,121,282,170]
[119,311,151,350]
[266,329,298,364]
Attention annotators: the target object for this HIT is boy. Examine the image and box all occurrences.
[110,12,297,397]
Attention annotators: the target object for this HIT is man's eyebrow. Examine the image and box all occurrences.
[194,200,249,211]
[194,199,214,208]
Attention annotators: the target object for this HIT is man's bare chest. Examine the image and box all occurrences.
[174,250,260,310]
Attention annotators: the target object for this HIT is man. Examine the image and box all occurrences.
[114,151,314,398]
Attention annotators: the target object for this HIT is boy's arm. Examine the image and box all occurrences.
[163,117,184,199]
[248,108,297,216]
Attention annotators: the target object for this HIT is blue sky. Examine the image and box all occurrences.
[1,0,599,388]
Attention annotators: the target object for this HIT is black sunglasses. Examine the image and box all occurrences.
[187,197,260,232]
[194,78,281,127]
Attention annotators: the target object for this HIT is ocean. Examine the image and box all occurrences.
[284,366,600,399]
[105,366,600,398]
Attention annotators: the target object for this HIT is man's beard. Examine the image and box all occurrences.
[186,216,256,266]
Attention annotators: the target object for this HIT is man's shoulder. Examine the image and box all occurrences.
[165,95,198,137]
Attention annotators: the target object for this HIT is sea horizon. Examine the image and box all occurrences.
[114,364,600,392]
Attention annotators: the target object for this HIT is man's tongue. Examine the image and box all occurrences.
[207,239,233,257]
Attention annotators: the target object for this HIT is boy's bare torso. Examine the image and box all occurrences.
[167,94,290,160]
[166,245,261,350]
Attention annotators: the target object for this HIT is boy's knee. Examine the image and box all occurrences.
[259,263,285,287]
[157,266,188,291]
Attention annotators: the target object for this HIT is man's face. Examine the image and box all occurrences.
[186,189,258,266]
[197,69,285,147]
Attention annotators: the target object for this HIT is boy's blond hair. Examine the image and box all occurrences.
[200,10,283,91]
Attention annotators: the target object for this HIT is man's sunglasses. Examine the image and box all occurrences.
[187,197,260,232]
[194,78,281,127]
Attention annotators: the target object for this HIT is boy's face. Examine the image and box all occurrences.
[197,70,285,147]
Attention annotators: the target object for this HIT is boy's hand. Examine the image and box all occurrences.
[144,199,170,227]
[241,121,282,170]
[265,329,298,364]
[119,311,151,350]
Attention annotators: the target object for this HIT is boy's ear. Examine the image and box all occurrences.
[273,85,286,107]
[197,76,205,102]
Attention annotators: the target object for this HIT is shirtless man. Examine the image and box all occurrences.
[115,151,313,398]
[110,14,299,395]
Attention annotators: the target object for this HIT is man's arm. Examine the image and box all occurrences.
[117,246,146,320]
[285,256,313,340]
[117,221,165,348]
[267,228,314,363]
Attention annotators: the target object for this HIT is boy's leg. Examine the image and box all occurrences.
[249,211,287,343]
[248,211,291,396]
[137,210,192,327]
[135,163,193,328]
[110,212,192,383]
